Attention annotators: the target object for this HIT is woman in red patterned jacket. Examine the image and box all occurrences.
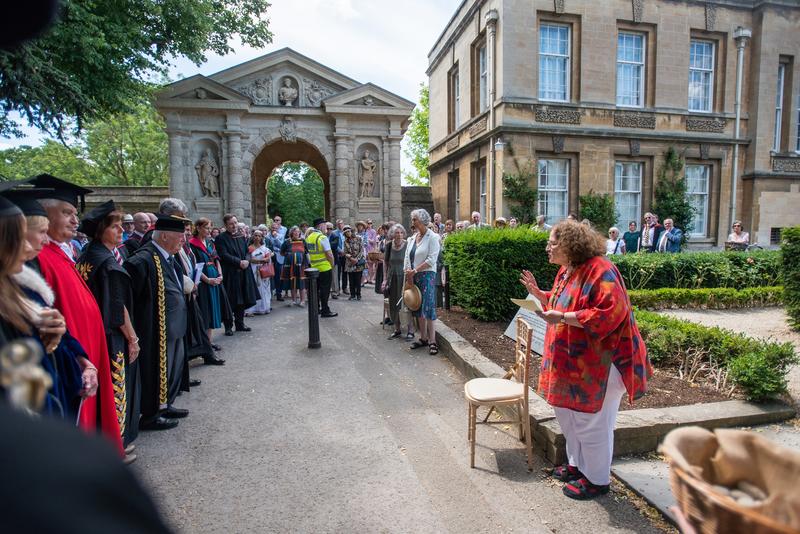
[520,219,652,500]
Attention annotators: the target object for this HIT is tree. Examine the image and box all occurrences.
[652,146,695,238]
[402,83,429,186]
[579,190,618,232]
[266,162,325,228]
[0,139,97,184]
[502,163,538,224]
[0,0,272,140]
[0,98,169,186]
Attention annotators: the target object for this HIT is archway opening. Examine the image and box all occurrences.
[251,139,330,224]
[266,162,325,228]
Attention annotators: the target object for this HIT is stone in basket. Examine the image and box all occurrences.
[659,426,800,534]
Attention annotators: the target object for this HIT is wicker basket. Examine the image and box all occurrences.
[669,463,798,534]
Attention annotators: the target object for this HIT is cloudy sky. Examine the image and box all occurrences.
[2,0,459,153]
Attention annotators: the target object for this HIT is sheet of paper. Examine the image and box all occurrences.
[510,296,544,313]
[193,263,204,285]
[504,294,547,354]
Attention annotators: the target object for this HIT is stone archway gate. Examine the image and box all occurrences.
[155,48,414,225]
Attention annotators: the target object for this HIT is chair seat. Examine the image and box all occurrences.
[464,378,525,403]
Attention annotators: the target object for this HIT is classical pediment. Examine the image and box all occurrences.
[158,75,249,103]
[323,83,415,113]
[208,48,359,108]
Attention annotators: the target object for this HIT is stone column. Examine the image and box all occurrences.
[382,137,390,219]
[388,136,402,222]
[225,131,245,221]
[334,134,352,221]
[167,130,188,201]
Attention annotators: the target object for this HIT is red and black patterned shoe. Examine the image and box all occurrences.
[551,464,584,482]
[562,477,610,500]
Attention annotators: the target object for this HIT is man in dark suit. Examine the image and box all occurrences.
[640,212,664,253]
[656,218,684,253]
[215,214,259,333]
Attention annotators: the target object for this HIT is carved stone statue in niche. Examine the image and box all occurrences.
[195,148,220,197]
[279,116,296,143]
[278,77,298,106]
[359,150,378,198]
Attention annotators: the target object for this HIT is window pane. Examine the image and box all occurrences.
[539,24,569,101]
[538,159,569,224]
[685,165,709,237]
[688,40,714,112]
[616,33,644,107]
[614,162,641,228]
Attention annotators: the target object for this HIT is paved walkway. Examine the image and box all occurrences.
[132,290,661,533]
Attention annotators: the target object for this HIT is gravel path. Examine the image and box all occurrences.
[659,307,800,403]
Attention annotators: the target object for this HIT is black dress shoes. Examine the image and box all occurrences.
[189,379,201,387]
[211,343,223,351]
[140,416,179,431]
[236,325,252,332]
[163,407,189,419]
[321,311,338,318]
[204,355,226,366]
[224,329,234,336]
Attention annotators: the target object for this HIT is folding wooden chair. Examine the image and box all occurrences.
[464,317,534,470]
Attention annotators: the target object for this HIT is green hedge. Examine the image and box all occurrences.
[782,227,800,329]
[635,310,797,401]
[443,228,558,321]
[629,286,783,310]
[610,250,781,290]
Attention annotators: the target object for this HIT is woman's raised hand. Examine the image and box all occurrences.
[519,270,540,295]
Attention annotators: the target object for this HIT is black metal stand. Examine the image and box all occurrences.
[305,268,321,349]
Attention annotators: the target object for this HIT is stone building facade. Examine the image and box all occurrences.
[428,0,800,247]
[155,48,414,225]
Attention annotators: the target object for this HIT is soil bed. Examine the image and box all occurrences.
[438,306,731,411]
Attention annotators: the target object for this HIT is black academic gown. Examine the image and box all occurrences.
[123,241,186,419]
[214,231,259,309]
[78,241,140,445]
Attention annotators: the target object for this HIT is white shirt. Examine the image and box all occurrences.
[606,238,623,255]
[404,230,440,273]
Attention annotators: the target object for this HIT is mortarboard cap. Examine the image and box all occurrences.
[0,179,52,217]
[155,214,191,233]
[29,174,93,212]
[78,200,117,237]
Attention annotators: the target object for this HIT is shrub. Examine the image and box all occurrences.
[443,228,558,321]
[635,310,797,402]
[652,146,695,238]
[579,190,618,233]
[782,226,800,329]
[611,250,781,290]
[628,286,783,310]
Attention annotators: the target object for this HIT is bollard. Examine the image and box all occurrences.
[305,268,321,349]
[444,264,450,310]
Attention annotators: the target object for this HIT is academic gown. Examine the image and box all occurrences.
[123,241,187,418]
[215,231,259,309]
[77,241,141,445]
[175,244,214,366]
[37,242,123,455]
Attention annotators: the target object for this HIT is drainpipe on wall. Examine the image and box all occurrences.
[730,26,751,235]
[486,9,499,223]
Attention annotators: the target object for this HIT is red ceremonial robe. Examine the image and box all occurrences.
[38,242,124,455]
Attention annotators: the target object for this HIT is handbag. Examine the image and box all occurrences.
[258,261,275,279]
[356,257,366,267]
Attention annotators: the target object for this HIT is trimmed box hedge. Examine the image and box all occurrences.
[782,226,800,329]
[444,227,781,321]
[610,249,781,290]
[635,310,797,402]
[628,286,783,310]
[443,228,558,321]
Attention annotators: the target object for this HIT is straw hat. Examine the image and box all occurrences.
[356,220,367,229]
[403,284,422,312]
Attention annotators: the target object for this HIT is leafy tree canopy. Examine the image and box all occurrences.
[402,83,429,186]
[266,162,325,228]
[0,98,168,186]
[0,0,273,140]
[579,190,618,233]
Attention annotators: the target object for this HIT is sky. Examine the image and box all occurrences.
[1,0,460,164]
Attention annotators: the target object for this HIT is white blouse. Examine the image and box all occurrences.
[404,230,440,273]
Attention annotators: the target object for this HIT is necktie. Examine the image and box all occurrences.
[112,246,123,265]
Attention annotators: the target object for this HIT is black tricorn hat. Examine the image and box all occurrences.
[155,214,191,233]
[78,200,117,237]
[29,173,93,212]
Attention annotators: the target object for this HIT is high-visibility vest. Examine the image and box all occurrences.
[306,231,332,272]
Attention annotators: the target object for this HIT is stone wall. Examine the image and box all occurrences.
[86,186,170,215]
[401,187,434,229]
